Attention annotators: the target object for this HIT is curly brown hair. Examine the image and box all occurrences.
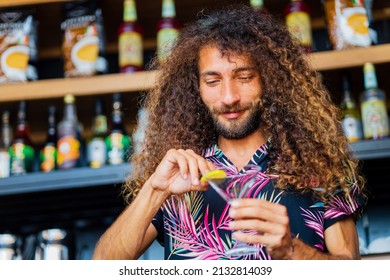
[124,5,366,209]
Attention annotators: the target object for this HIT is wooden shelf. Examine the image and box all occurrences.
[1,44,390,102]
[309,44,390,71]
[0,71,157,102]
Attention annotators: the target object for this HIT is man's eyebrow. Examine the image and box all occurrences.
[233,66,257,73]
[200,71,221,77]
[200,67,256,77]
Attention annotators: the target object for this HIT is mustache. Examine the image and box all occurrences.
[212,103,253,114]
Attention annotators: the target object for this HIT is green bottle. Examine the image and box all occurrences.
[106,94,131,165]
[9,101,35,175]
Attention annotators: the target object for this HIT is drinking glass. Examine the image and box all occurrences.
[202,165,261,257]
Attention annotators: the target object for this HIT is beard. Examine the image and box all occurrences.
[210,101,262,140]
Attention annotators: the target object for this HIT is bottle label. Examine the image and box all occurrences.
[87,138,107,168]
[106,133,130,165]
[0,151,10,178]
[286,11,312,47]
[9,143,35,175]
[157,28,179,62]
[40,145,57,172]
[361,99,390,139]
[342,117,363,142]
[57,135,80,168]
[340,7,371,47]
[94,115,107,135]
[119,32,143,68]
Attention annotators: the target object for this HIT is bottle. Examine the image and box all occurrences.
[87,98,107,168]
[35,229,69,260]
[40,106,57,172]
[284,0,313,52]
[156,0,181,63]
[360,63,390,140]
[106,94,131,165]
[57,95,82,170]
[118,0,143,73]
[340,75,363,142]
[0,111,12,178]
[9,101,35,175]
[250,0,268,14]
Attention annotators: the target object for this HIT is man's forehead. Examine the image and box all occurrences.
[198,46,254,68]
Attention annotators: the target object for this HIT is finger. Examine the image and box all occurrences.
[231,199,287,215]
[177,149,201,185]
[165,149,189,179]
[230,200,289,225]
[185,149,215,175]
[229,219,287,236]
[232,230,283,247]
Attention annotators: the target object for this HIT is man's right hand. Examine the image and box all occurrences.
[148,149,215,196]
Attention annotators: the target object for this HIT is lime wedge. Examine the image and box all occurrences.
[200,169,227,184]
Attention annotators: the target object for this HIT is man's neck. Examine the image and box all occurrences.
[218,130,267,171]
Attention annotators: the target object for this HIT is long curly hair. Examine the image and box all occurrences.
[124,5,366,207]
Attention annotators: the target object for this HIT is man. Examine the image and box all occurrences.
[93,5,366,260]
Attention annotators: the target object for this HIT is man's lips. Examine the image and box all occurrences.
[221,111,244,119]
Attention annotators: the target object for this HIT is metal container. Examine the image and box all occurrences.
[0,233,21,260]
[35,229,69,260]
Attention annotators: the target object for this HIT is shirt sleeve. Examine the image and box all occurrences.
[324,183,367,230]
[151,208,165,246]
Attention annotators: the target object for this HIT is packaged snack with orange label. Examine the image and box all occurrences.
[0,9,33,83]
[61,0,103,77]
[323,0,372,50]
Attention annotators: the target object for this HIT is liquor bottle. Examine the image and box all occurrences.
[360,63,390,140]
[250,0,268,14]
[340,75,363,142]
[87,98,107,168]
[9,101,35,175]
[118,0,143,73]
[40,106,57,172]
[57,94,82,170]
[106,94,131,165]
[0,111,12,178]
[284,0,313,52]
[156,0,181,62]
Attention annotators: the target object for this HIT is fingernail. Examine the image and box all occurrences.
[229,221,235,228]
[193,178,199,185]
[229,209,236,217]
[230,200,239,207]
[182,173,188,179]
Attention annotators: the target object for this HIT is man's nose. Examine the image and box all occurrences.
[221,80,240,105]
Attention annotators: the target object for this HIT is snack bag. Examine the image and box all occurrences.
[61,0,102,77]
[0,10,32,83]
[323,0,372,50]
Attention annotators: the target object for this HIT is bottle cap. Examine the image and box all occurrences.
[364,62,375,73]
[64,94,75,104]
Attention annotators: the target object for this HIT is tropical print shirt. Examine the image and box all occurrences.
[151,142,363,260]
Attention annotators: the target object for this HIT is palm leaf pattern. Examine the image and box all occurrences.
[325,182,360,220]
[156,143,363,259]
[300,206,325,250]
[163,192,233,259]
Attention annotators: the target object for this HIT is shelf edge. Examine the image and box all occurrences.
[308,44,390,71]
[0,72,157,102]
